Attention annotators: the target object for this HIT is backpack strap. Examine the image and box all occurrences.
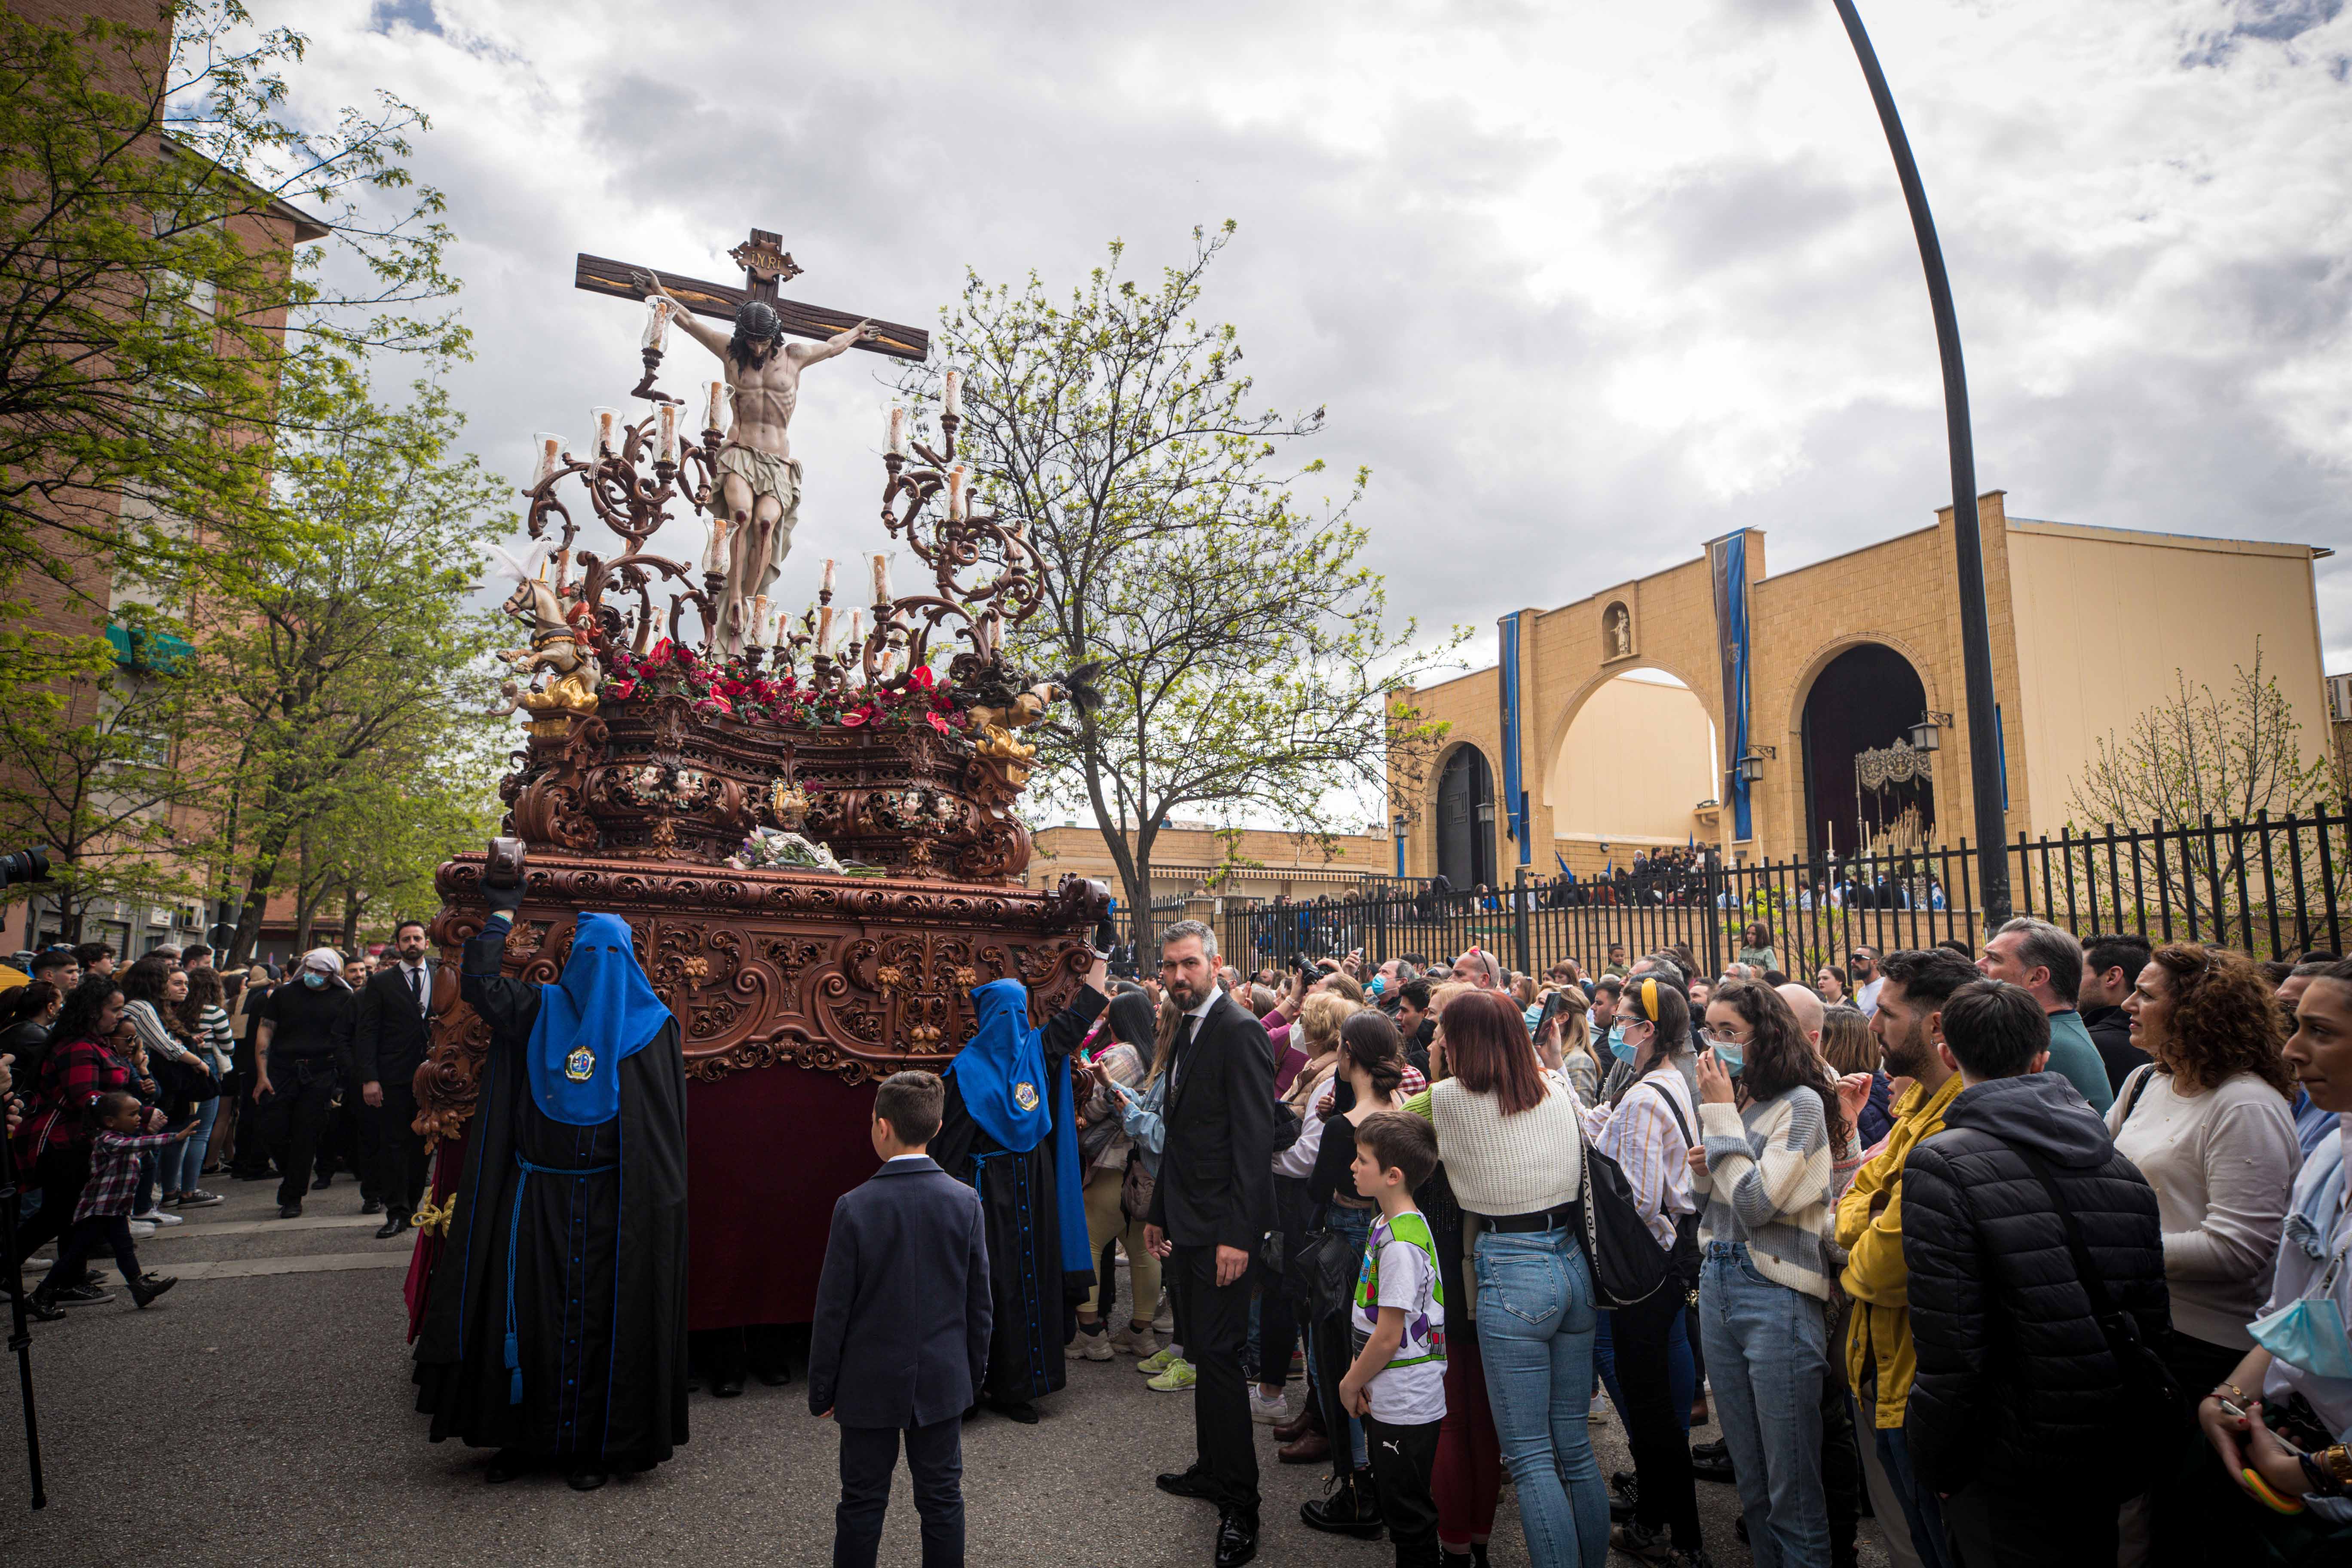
[2117,1064,2157,1127]
[2000,1138,2125,1320]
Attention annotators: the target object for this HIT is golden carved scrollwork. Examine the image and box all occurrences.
[414,856,1109,1131]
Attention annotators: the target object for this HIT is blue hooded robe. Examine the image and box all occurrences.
[933,977,1096,1406]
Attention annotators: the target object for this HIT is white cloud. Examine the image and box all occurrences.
[287,0,2352,677]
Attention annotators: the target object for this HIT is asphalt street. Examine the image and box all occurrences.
[1,1178,1897,1568]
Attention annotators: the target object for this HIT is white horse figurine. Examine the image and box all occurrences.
[487,542,602,720]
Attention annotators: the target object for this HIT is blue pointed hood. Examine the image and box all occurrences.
[525,912,672,1126]
[947,978,1053,1153]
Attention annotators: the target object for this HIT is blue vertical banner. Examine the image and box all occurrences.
[1708,533,1754,842]
[1499,611,1530,865]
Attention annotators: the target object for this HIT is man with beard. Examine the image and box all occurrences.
[1145,920,1278,1568]
[1832,946,1980,1568]
[351,919,437,1238]
[639,273,879,655]
[412,891,689,1491]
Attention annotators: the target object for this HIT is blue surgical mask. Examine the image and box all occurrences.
[2250,1247,2352,1380]
[1524,1004,1544,1035]
[1366,975,1385,998]
[1607,1023,1635,1063]
[302,971,327,989]
[1711,1039,1744,1076]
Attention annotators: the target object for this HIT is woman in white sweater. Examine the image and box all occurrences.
[2110,943,2300,1568]
[1414,986,1605,1568]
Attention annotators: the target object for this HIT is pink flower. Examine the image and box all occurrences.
[926,711,950,735]
[609,678,637,701]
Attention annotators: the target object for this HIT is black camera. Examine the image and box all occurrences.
[0,846,51,890]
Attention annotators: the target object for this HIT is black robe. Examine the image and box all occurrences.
[931,989,1099,1406]
[412,922,689,1468]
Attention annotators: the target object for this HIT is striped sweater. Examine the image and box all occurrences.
[1694,1086,1843,1301]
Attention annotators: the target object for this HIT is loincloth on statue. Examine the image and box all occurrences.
[710,443,801,530]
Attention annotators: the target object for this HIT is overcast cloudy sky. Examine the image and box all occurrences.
[289,0,2352,678]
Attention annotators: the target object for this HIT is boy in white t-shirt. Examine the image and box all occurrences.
[1338,1111,1447,1567]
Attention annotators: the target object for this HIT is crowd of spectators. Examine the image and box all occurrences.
[1084,912,2352,1568]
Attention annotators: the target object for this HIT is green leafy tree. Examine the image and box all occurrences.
[0,0,459,605]
[0,628,213,939]
[282,743,503,954]
[901,226,1463,951]
[184,358,507,966]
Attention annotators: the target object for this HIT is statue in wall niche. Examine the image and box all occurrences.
[1605,602,1632,660]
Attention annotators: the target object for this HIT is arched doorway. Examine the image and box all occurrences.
[1801,644,1933,861]
[1435,746,1496,891]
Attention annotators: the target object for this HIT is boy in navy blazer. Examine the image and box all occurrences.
[809,1069,992,1568]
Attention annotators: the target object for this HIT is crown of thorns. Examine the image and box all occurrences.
[733,300,786,341]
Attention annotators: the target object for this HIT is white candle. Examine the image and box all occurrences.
[654,402,679,464]
[642,295,671,352]
[532,433,563,487]
[887,405,908,457]
[750,593,769,646]
[946,465,967,521]
[704,518,730,576]
[845,609,862,650]
[704,379,726,433]
[942,368,962,419]
[870,553,891,604]
[820,557,837,596]
[591,406,620,462]
[817,604,834,652]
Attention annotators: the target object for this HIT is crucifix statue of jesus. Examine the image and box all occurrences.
[575,228,930,659]
[639,272,876,654]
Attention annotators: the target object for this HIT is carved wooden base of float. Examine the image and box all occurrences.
[413,851,1107,1141]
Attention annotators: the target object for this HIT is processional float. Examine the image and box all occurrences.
[409,229,1107,1329]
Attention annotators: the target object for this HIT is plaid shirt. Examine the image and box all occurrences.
[21,1038,137,1157]
[74,1126,180,1221]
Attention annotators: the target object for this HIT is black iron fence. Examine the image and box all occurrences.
[1210,806,2352,980]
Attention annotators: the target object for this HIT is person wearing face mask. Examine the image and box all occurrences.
[251,947,358,1219]
[2198,958,2352,1559]
[1582,977,1707,1568]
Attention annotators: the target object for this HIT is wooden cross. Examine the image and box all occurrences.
[574,226,929,362]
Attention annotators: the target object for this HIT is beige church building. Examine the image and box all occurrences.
[1391,492,2333,887]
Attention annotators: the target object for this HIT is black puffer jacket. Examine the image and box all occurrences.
[1900,1072,2168,1498]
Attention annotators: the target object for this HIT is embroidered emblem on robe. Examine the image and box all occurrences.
[565,1044,597,1082]
[1013,1081,1039,1112]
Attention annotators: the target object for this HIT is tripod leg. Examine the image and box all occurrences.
[2,1155,46,1508]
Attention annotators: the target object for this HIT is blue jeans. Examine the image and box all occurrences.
[1698,1242,1830,1568]
[1474,1226,1608,1568]
[164,1096,218,1193]
[1872,1415,1951,1568]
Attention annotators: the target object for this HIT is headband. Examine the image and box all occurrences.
[1641,977,1659,1019]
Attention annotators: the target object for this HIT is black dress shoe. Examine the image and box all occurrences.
[711,1372,745,1398]
[375,1215,410,1240]
[988,1399,1039,1425]
[361,1199,383,1216]
[1214,1508,1260,1568]
[484,1449,531,1484]
[564,1466,609,1492]
[311,1174,333,1191]
[753,1365,793,1387]
[1155,1466,1220,1501]
[278,1202,303,1219]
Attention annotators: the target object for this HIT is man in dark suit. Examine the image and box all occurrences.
[349,919,436,1238]
[1145,919,1279,1568]
[810,1069,992,1568]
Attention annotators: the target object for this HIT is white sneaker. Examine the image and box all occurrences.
[1066,1327,1114,1361]
[1250,1387,1290,1424]
[128,1221,156,1238]
[1152,1289,1174,1337]
[1107,1320,1159,1358]
[137,1210,183,1227]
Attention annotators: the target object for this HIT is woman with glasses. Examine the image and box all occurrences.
[1691,979,1855,1568]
